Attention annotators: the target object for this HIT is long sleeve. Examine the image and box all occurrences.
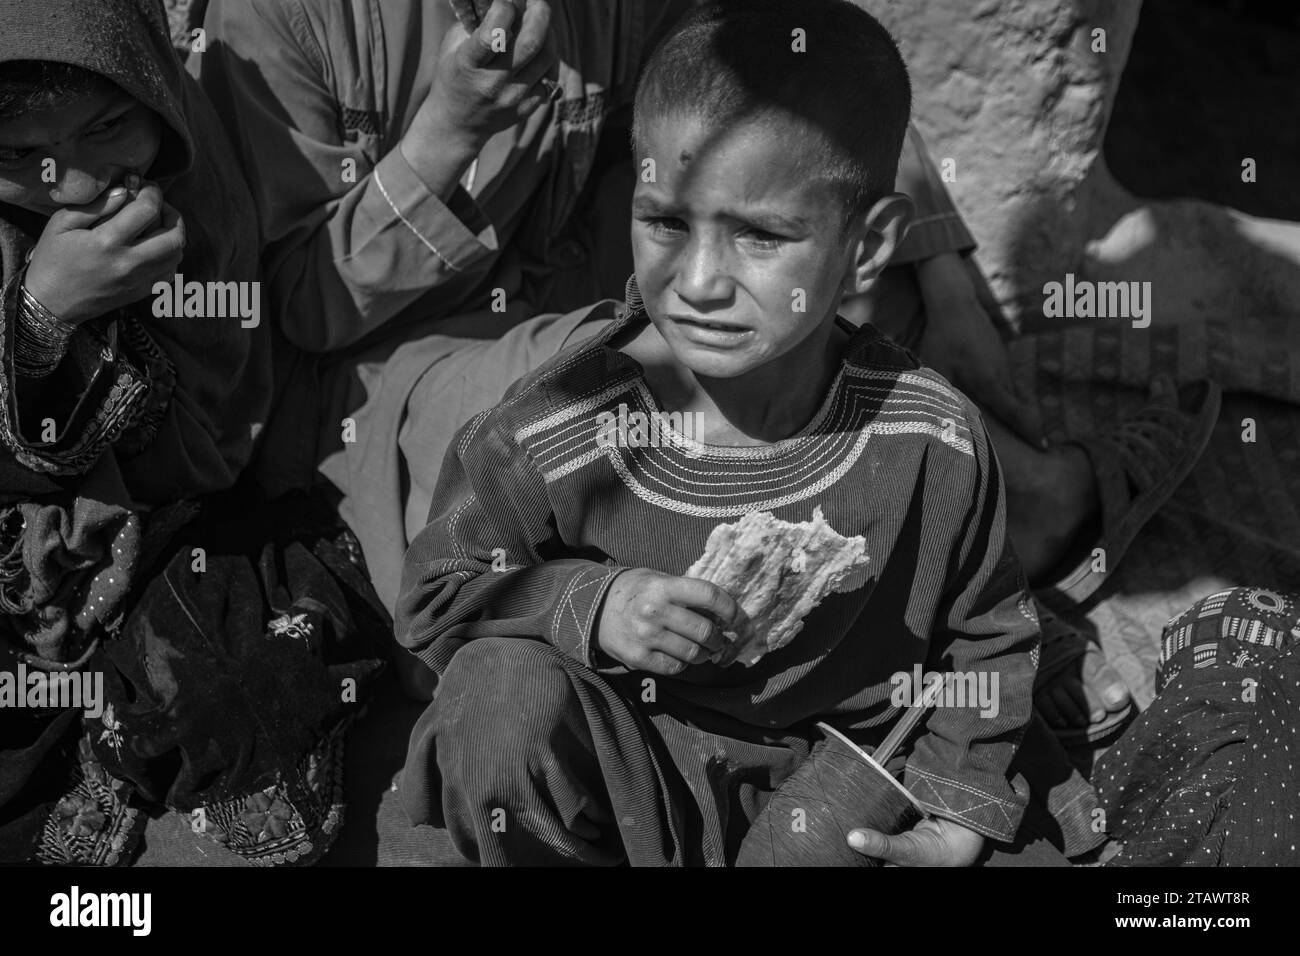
[193,0,499,353]
[893,123,976,264]
[901,404,1039,843]
[0,272,159,478]
[396,404,625,675]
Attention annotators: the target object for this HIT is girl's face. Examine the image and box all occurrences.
[0,86,162,216]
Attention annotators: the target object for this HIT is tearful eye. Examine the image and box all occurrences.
[741,228,785,249]
[645,216,687,236]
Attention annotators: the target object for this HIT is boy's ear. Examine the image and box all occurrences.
[843,192,914,293]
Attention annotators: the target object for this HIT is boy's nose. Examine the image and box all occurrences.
[676,238,732,305]
[48,165,117,207]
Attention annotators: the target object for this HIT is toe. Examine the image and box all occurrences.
[1082,651,1132,713]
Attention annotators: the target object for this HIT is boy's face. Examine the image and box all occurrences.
[631,112,860,380]
[0,86,162,216]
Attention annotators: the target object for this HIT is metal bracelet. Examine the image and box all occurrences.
[13,285,75,378]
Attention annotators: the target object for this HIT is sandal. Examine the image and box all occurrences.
[1033,601,1135,746]
[1040,376,1222,612]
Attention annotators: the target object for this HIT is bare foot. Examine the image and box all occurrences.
[1034,640,1132,732]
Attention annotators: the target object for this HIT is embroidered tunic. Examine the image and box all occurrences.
[398,303,1039,842]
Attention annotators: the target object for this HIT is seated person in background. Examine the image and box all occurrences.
[394,0,1042,866]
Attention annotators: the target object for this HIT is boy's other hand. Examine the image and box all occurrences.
[415,0,559,157]
[24,181,185,325]
[596,568,751,675]
[847,816,985,867]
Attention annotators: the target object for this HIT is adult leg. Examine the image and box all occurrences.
[319,305,614,617]
[848,267,1222,737]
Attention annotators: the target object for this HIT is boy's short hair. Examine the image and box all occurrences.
[632,0,912,232]
[0,60,114,120]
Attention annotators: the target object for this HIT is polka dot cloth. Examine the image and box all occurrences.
[1095,586,1300,866]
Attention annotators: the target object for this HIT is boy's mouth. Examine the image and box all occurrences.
[670,315,754,343]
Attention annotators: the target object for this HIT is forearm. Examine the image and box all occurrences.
[263,149,498,352]
[893,124,976,265]
[906,555,1038,842]
[397,408,626,673]
[399,551,624,672]
[903,412,1038,840]
[0,274,139,475]
[196,0,497,353]
[399,102,483,203]
[914,250,984,327]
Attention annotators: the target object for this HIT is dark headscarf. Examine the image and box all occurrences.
[0,0,276,863]
[0,0,271,665]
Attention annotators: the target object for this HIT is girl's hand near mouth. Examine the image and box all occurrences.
[23,179,185,324]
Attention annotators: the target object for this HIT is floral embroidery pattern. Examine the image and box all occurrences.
[242,792,295,843]
[267,611,313,642]
[37,736,142,866]
[190,719,350,866]
[97,703,124,760]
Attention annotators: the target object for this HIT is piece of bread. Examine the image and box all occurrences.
[685,507,869,666]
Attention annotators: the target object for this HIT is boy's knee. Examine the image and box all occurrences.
[434,638,580,780]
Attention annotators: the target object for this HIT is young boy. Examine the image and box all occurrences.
[395,0,1039,867]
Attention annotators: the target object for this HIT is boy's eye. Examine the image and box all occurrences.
[741,227,786,249]
[645,216,687,236]
[0,147,32,165]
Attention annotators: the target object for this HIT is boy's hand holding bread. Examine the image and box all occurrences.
[595,569,752,675]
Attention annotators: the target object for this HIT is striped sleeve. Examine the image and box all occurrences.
[395,405,624,674]
[902,397,1039,843]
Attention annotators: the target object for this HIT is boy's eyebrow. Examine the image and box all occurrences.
[729,208,811,234]
[632,195,811,234]
[631,195,674,218]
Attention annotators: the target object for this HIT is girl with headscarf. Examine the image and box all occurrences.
[0,0,384,866]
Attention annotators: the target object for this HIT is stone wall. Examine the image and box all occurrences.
[871,0,1143,326]
[876,0,1300,330]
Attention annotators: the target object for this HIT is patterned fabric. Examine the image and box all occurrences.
[1158,586,1299,690]
[35,736,143,867]
[0,0,274,863]
[187,719,350,866]
[397,292,1041,845]
[61,491,389,868]
[1095,586,1300,866]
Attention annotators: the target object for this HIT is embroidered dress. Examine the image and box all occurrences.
[397,297,1040,864]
